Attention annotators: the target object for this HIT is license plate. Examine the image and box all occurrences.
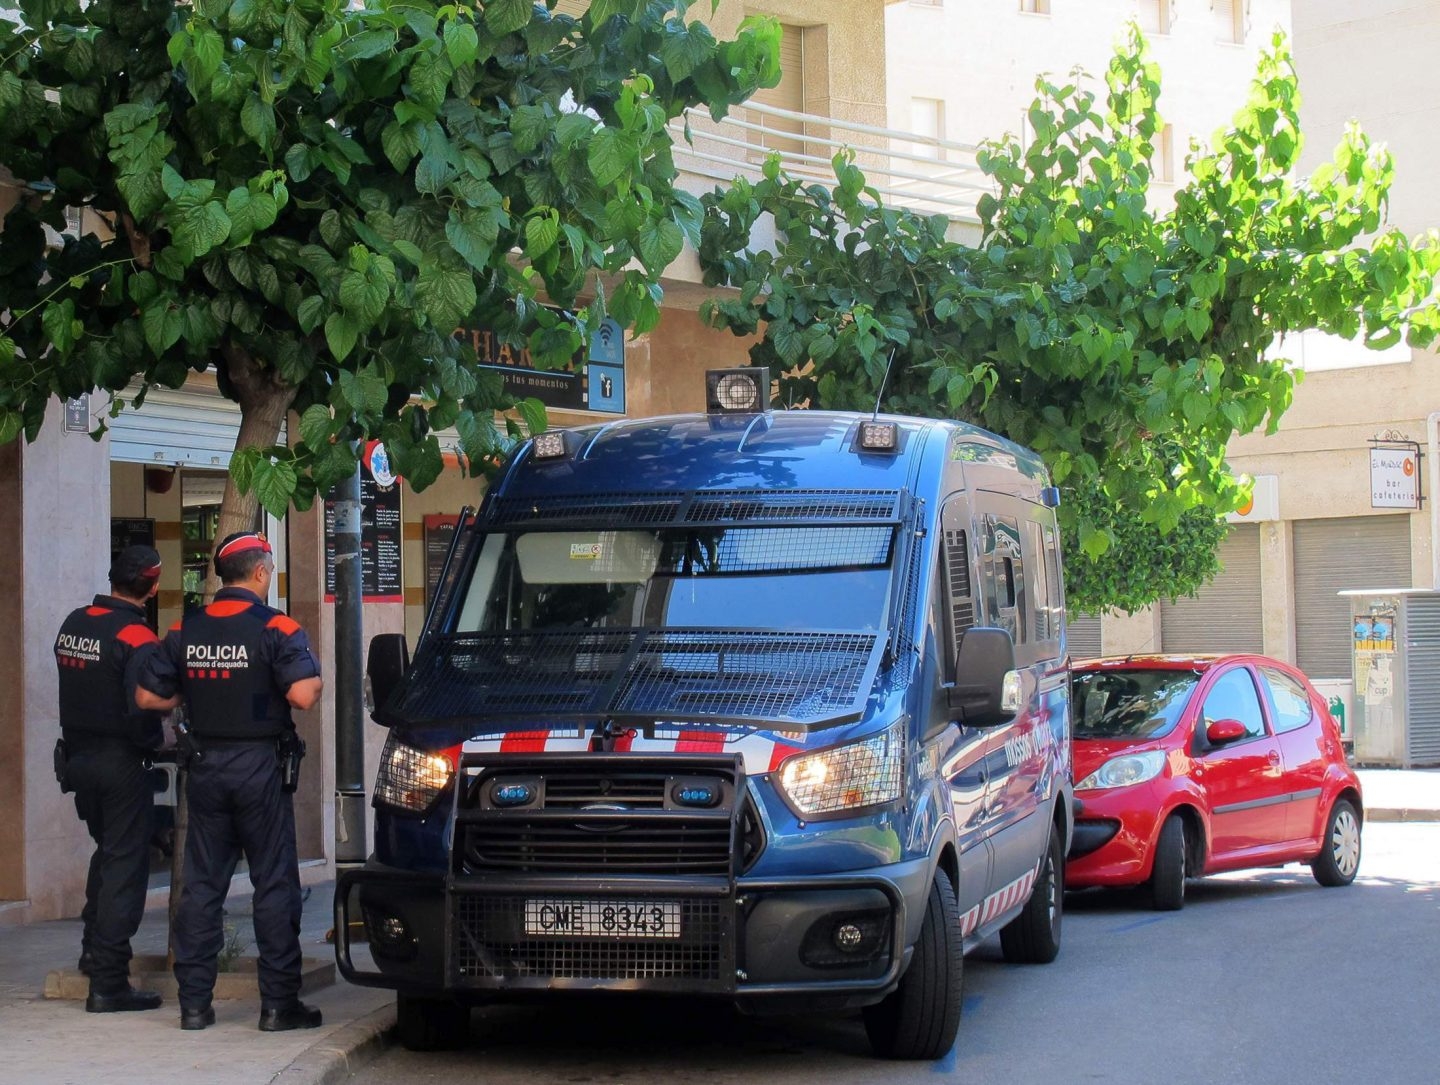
[523,898,682,939]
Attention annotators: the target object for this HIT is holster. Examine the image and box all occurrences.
[278,732,306,794]
[53,738,70,794]
[175,728,203,768]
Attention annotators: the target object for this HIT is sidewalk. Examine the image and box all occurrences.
[0,769,1435,1085]
[0,877,393,1085]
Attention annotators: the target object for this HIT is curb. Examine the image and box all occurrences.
[1366,807,1440,824]
[269,1004,396,1085]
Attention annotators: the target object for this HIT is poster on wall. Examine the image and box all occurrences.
[324,441,403,603]
[423,514,460,608]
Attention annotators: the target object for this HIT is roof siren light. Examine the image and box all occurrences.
[705,368,770,415]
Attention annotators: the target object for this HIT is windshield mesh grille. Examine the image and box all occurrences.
[485,489,902,528]
[387,629,883,729]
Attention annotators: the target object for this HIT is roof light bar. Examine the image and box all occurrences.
[856,421,899,453]
[706,367,770,414]
[530,431,568,461]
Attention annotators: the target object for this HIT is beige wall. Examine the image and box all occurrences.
[886,0,1292,180]
[1,400,114,923]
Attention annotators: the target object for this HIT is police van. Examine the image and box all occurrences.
[336,368,1073,1059]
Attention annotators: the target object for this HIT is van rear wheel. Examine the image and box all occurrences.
[395,992,470,1051]
[1000,821,1063,964]
[863,874,962,1060]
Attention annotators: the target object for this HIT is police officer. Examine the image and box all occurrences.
[136,531,323,1032]
[54,544,166,1013]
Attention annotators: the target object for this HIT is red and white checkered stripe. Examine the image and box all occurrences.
[461,728,803,775]
[958,863,1039,937]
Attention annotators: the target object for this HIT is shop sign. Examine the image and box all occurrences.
[1369,446,1420,509]
[324,441,403,603]
[454,314,625,414]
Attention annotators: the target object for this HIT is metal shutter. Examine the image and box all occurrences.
[1404,594,1440,764]
[750,23,804,156]
[1066,614,1102,660]
[552,0,588,17]
[108,381,283,468]
[1294,516,1412,680]
[1160,524,1263,654]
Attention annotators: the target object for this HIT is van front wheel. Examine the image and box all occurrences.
[863,874,963,1060]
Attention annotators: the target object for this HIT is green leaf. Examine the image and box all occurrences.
[525,212,560,259]
[297,295,328,334]
[517,396,548,435]
[142,301,184,354]
[587,128,632,187]
[0,409,24,445]
[252,458,299,519]
[484,0,533,36]
[510,104,551,156]
[637,218,683,272]
[42,299,78,354]
[660,21,716,83]
[415,263,478,329]
[336,28,398,62]
[325,311,360,361]
[445,207,499,271]
[443,19,479,67]
[241,96,277,153]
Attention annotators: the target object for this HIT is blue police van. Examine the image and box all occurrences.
[337,368,1073,1059]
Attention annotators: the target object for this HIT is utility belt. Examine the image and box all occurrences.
[175,724,307,793]
[53,736,153,794]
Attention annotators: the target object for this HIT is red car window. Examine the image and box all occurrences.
[1199,668,1266,740]
[1259,666,1314,734]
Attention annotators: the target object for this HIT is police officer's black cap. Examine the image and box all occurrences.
[110,544,162,584]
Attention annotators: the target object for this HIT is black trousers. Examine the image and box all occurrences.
[172,741,303,1011]
[67,742,154,994]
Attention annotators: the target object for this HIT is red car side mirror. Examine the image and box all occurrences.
[1206,718,1248,745]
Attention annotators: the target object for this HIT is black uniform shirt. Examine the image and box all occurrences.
[55,594,163,750]
[144,587,320,739]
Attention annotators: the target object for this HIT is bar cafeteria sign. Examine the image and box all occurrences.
[1369,446,1420,509]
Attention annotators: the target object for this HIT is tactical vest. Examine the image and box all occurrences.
[55,598,161,748]
[181,598,293,740]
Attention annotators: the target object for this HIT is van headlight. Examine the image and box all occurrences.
[1076,750,1166,791]
[374,733,460,813]
[777,723,906,818]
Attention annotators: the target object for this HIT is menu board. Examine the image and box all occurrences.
[423,514,460,608]
[324,446,403,603]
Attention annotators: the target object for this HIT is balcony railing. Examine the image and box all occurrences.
[669,100,996,223]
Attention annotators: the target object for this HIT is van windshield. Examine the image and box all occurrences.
[453,525,894,634]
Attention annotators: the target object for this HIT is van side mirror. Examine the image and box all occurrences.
[366,633,410,717]
[946,626,1018,728]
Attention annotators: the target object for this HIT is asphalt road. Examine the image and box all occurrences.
[345,822,1440,1085]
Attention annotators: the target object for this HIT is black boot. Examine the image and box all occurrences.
[86,986,163,1013]
[180,1003,216,1030]
[258,999,323,1031]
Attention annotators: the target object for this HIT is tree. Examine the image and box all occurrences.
[696,29,1440,613]
[0,0,779,545]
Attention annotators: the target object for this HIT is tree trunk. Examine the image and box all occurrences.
[206,343,298,597]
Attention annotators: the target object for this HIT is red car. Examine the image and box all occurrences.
[1067,654,1362,910]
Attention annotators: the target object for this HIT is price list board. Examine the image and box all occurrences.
[324,466,403,603]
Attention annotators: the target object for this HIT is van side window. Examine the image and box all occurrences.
[982,515,1024,644]
[1043,524,1063,636]
[941,526,975,678]
[1024,520,1050,641]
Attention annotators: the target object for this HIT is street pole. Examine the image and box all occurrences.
[332,460,367,869]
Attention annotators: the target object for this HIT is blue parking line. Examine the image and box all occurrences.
[929,997,984,1073]
[1109,915,1167,933]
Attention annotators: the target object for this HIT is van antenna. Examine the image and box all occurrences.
[873,348,897,419]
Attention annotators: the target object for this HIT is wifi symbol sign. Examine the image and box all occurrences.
[589,318,624,365]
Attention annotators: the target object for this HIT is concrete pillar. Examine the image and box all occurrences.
[1102,605,1162,655]
[1260,519,1297,663]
